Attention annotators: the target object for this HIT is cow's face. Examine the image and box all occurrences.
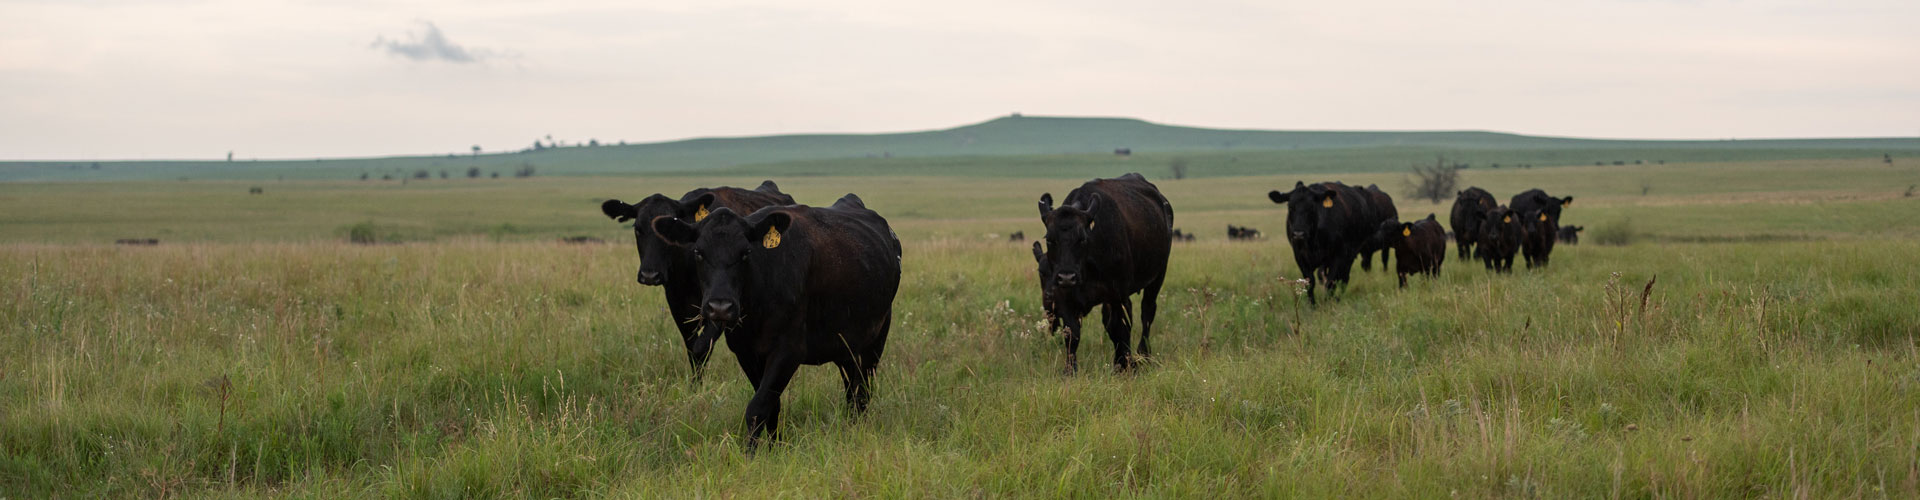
[1375,219,1406,248]
[1037,192,1100,288]
[602,194,689,286]
[653,208,791,326]
[1271,182,1335,243]
[1483,207,1519,242]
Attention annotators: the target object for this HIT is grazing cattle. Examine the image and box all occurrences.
[1375,214,1447,288]
[1450,187,1498,259]
[652,194,901,449]
[1171,228,1196,242]
[1558,226,1585,245]
[560,236,606,244]
[248,186,264,195]
[1478,206,1524,273]
[1035,173,1173,373]
[115,238,160,246]
[1227,225,1263,240]
[1510,189,1573,224]
[1269,181,1390,304]
[1357,184,1399,272]
[1114,148,1132,156]
[1009,231,1025,242]
[1521,209,1559,269]
[599,180,795,377]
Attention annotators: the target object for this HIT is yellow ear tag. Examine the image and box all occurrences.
[1564,200,1572,207]
[1503,216,1512,223]
[1402,228,1411,237]
[694,205,709,221]
[1088,220,1096,230]
[1321,198,1333,208]
[1539,214,1548,222]
[762,226,781,249]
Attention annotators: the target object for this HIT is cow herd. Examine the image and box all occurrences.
[600,175,1574,449]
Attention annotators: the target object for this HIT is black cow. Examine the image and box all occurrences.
[1269,181,1390,304]
[1357,184,1399,272]
[652,194,901,449]
[1035,173,1173,373]
[1227,225,1263,240]
[1510,189,1573,224]
[1376,214,1447,288]
[1009,231,1025,242]
[1479,206,1525,273]
[1558,226,1585,245]
[599,180,795,378]
[1520,209,1559,269]
[1170,228,1196,242]
[1450,187,1498,259]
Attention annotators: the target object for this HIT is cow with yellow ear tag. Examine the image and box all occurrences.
[650,193,900,451]
[1037,173,1173,374]
[1478,205,1526,273]
[1269,180,1396,304]
[1375,214,1448,288]
[1520,208,1561,269]
[597,180,793,379]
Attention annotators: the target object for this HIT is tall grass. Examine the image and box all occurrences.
[3,238,1916,497]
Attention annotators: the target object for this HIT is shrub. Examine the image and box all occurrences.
[1591,218,1636,246]
[347,221,380,244]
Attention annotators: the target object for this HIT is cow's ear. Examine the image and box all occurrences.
[1561,196,1574,207]
[1031,241,1045,263]
[756,180,781,193]
[1081,192,1102,214]
[601,199,637,222]
[652,216,698,247]
[1038,193,1054,220]
[750,212,793,250]
[1268,190,1288,204]
[683,193,716,222]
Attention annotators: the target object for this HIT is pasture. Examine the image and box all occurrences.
[3,156,1919,497]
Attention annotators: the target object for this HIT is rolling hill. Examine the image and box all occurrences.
[4,115,1916,181]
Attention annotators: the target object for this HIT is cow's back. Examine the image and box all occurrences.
[1068,174,1173,290]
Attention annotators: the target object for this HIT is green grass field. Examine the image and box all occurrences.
[4,154,1920,497]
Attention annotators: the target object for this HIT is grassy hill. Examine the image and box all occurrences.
[5,115,1918,182]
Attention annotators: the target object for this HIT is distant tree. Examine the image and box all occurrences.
[1887,153,1895,165]
[1169,158,1189,180]
[360,172,370,181]
[588,139,599,147]
[413,169,430,179]
[439,170,449,179]
[1405,155,1461,204]
[467,167,481,178]
[618,140,626,146]
[533,141,546,151]
[382,174,393,180]
[472,145,482,158]
[227,151,233,162]
[491,172,500,179]
[91,162,101,170]
[514,163,537,178]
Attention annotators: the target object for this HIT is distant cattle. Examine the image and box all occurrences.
[1450,187,1498,259]
[1035,173,1173,373]
[1510,189,1572,224]
[115,238,159,246]
[1558,226,1585,245]
[1520,209,1559,268]
[651,194,901,449]
[1226,225,1263,240]
[248,186,264,195]
[1114,148,1132,156]
[1008,231,1025,242]
[1376,214,1447,287]
[1171,228,1196,242]
[599,180,795,377]
[560,236,605,244]
[1357,184,1399,272]
[1510,189,1571,266]
[1269,181,1394,304]
[1478,206,1524,273]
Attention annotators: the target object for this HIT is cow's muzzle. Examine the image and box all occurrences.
[703,299,738,324]
[636,270,664,286]
[1053,272,1081,287]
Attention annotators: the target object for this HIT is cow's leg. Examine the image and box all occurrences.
[843,315,890,413]
[1061,314,1084,375]
[1138,273,1165,358]
[744,353,800,451]
[1398,271,1408,288]
[1102,301,1135,371]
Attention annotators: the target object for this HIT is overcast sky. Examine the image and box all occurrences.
[3,0,1916,160]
